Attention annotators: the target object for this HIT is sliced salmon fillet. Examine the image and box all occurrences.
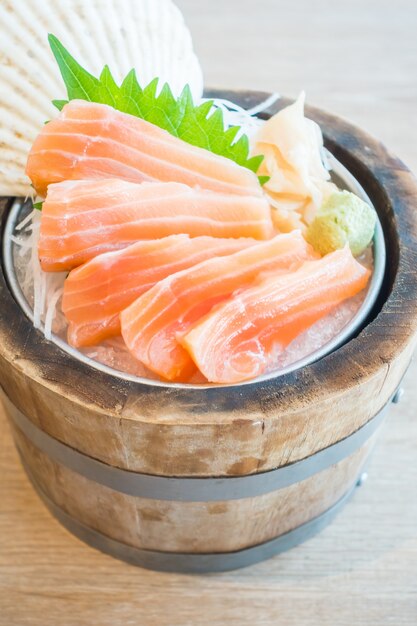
[26,100,263,198]
[180,247,371,384]
[62,234,255,348]
[120,231,316,382]
[38,179,273,271]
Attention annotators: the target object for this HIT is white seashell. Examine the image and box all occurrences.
[0,0,204,196]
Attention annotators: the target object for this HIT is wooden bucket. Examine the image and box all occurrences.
[1,91,417,572]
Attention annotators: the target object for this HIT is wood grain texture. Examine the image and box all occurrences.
[1,0,417,623]
[9,421,374,553]
[0,369,416,626]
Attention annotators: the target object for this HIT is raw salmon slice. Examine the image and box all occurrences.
[39,179,273,271]
[62,234,255,348]
[26,100,263,198]
[180,247,371,384]
[120,231,316,382]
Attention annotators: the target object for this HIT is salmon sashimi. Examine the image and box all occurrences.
[38,178,274,271]
[180,247,371,384]
[62,234,255,348]
[120,231,316,382]
[26,100,263,198]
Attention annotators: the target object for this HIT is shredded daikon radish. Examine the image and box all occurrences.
[13,209,67,332]
[30,213,45,328]
[246,93,281,116]
[15,208,36,231]
[44,286,64,340]
[10,235,33,254]
[200,94,280,141]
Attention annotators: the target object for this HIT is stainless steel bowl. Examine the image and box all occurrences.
[2,154,386,388]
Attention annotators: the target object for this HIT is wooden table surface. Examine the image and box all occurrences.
[1,1,417,624]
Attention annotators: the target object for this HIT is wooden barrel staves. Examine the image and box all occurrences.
[1,91,417,573]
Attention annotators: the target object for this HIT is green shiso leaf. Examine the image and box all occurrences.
[49,34,101,101]
[51,99,68,111]
[33,201,43,211]
[48,34,266,182]
[258,175,271,186]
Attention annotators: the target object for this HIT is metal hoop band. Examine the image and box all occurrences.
[3,389,394,501]
[19,454,361,574]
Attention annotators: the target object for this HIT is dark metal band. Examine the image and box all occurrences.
[20,453,360,573]
[3,389,395,502]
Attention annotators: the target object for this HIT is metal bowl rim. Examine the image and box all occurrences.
[2,153,386,389]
